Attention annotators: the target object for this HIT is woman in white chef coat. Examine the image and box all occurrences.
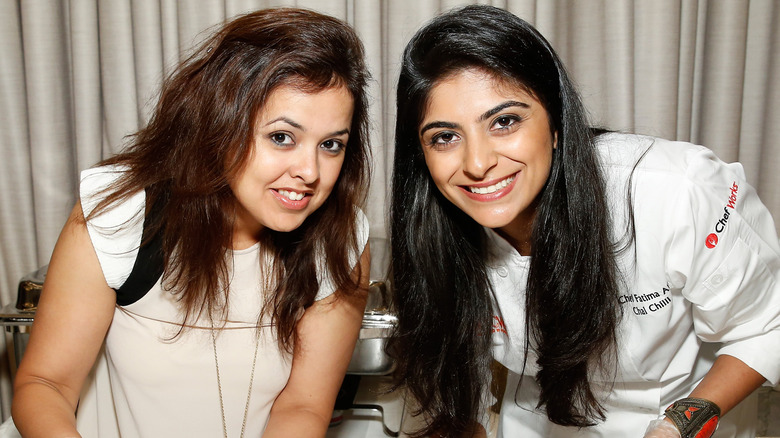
[13,8,371,438]
[388,5,780,438]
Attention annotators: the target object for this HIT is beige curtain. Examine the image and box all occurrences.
[1,0,778,418]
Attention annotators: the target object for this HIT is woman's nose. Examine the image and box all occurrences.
[291,147,320,184]
[462,140,497,180]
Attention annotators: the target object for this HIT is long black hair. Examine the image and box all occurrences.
[389,5,621,435]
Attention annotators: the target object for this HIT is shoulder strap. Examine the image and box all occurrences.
[114,192,164,306]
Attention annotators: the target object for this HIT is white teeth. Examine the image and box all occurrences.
[278,190,304,201]
[469,175,514,194]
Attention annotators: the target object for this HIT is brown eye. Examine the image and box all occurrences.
[432,132,459,145]
[497,116,513,127]
[320,139,346,154]
[270,132,293,146]
[491,115,520,131]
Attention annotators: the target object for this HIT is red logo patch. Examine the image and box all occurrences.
[705,233,718,249]
[492,316,508,335]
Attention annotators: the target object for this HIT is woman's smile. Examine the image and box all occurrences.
[272,188,313,208]
[461,172,518,200]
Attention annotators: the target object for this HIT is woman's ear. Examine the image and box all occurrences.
[553,131,558,150]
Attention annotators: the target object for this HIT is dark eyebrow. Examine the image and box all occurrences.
[266,118,349,137]
[478,100,529,122]
[420,121,460,136]
[328,128,350,137]
[266,117,303,130]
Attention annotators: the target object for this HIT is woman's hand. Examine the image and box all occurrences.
[643,352,767,438]
[643,418,681,438]
[263,242,370,437]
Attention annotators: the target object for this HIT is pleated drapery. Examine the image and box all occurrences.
[1,0,778,418]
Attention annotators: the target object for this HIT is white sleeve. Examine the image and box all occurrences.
[314,208,370,301]
[665,146,780,385]
[79,165,145,289]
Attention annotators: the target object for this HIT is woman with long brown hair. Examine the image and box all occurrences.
[12,7,371,437]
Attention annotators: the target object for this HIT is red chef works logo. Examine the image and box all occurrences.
[705,233,718,249]
[705,182,738,249]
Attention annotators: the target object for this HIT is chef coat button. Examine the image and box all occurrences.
[711,274,724,285]
[497,267,508,277]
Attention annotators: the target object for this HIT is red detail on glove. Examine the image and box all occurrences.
[694,416,719,438]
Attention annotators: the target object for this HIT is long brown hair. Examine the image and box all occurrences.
[90,7,370,350]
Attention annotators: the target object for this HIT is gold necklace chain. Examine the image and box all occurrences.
[211,323,261,438]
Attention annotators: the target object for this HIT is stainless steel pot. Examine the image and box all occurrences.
[346,280,397,375]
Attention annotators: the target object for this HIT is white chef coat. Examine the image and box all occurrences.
[489,132,780,437]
